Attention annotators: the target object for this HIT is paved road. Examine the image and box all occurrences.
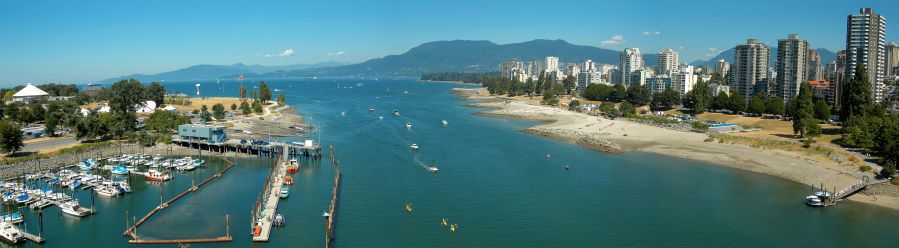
[22,136,78,152]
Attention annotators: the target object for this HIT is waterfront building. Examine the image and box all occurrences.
[11,83,49,103]
[845,8,888,102]
[620,48,644,85]
[671,66,697,96]
[658,48,679,75]
[776,34,810,104]
[733,39,770,102]
[178,124,228,144]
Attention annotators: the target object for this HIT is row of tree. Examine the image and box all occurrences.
[838,65,898,177]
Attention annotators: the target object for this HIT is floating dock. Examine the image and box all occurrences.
[325,161,341,248]
[252,147,290,242]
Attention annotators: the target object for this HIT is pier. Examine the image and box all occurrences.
[252,146,290,242]
[122,156,236,244]
[833,176,872,202]
[325,160,342,248]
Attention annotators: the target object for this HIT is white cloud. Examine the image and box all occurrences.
[677,46,685,50]
[264,49,295,58]
[327,51,346,56]
[642,31,661,36]
[705,48,720,58]
[600,35,625,46]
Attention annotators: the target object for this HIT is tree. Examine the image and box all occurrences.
[258,81,272,103]
[562,75,576,95]
[683,79,712,113]
[618,102,636,117]
[277,94,286,106]
[230,103,238,111]
[0,120,23,154]
[599,101,617,115]
[240,101,251,115]
[583,84,611,101]
[840,64,874,121]
[75,110,108,141]
[108,79,146,138]
[747,95,766,116]
[541,91,559,106]
[785,98,798,118]
[28,100,45,123]
[252,100,264,114]
[765,97,785,116]
[625,85,651,106]
[200,105,210,122]
[145,110,190,133]
[711,92,729,111]
[727,92,746,113]
[239,87,247,100]
[212,103,226,120]
[568,100,581,111]
[610,84,627,102]
[147,81,166,105]
[650,88,680,110]
[813,99,831,121]
[792,81,821,140]
[524,78,535,97]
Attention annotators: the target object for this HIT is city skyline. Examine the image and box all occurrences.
[1,0,898,83]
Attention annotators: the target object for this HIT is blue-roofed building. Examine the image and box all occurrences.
[178,124,227,144]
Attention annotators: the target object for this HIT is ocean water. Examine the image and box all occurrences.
[6,78,899,247]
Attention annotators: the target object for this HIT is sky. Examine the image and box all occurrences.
[1,0,898,85]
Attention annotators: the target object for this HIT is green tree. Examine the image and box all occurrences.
[625,85,651,106]
[711,92,729,111]
[792,81,821,140]
[840,64,874,121]
[147,81,166,105]
[599,101,617,115]
[277,94,286,106]
[785,98,798,118]
[683,79,712,113]
[239,87,247,100]
[747,95,766,116]
[212,103,226,120]
[145,110,190,133]
[230,103,238,111]
[650,88,680,110]
[0,120,24,154]
[765,97,785,116]
[258,81,272,103]
[583,84,611,101]
[28,100,45,123]
[108,79,146,138]
[618,102,636,117]
[541,91,559,106]
[568,100,581,111]
[200,105,210,122]
[240,101,251,115]
[562,75,576,95]
[813,99,831,121]
[524,78,535,97]
[610,84,627,102]
[252,100,264,114]
[75,110,108,141]
[727,92,746,113]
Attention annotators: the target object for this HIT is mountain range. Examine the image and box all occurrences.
[99,39,837,82]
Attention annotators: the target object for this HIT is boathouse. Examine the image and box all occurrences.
[178,124,227,144]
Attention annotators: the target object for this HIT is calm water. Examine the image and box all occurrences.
[7,79,899,247]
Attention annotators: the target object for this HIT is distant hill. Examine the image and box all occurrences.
[99,62,346,83]
[261,39,655,78]
[691,47,836,68]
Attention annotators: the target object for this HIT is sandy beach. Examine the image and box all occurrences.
[454,87,899,210]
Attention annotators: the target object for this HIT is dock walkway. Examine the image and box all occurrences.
[252,146,289,242]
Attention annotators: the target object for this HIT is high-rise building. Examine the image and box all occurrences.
[833,50,847,106]
[776,34,810,104]
[576,71,605,90]
[565,64,581,79]
[544,56,560,74]
[733,39,770,101]
[620,48,644,85]
[646,75,671,94]
[807,49,823,81]
[715,59,730,78]
[657,49,679,75]
[887,42,899,77]
[500,60,524,80]
[809,80,837,106]
[582,60,596,72]
[528,60,544,78]
[845,8,888,102]
[671,66,697,96]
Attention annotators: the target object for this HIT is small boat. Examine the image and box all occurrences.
[110,166,129,175]
[378,116,384,120]
[0,221,25,244]
[369,106,376,112]
[404,203,413,213]
[58,200,92,217]
[442,120,448,127]
[546,153,552,159]
[393,110,400,116]
[441,218,448,226]
[273,213,285,227]
[145,170,172,181]
[115,181,132,193]
[14,193,31,204]
[410,143,419,151]
[805,195,824,207]
[284,176,294,185]
[0,212,23,224]
[403,90,409,94]
[286,159,299,173]
[341,111,346,116]
[279,186,289,199]
[193,159,205,166]
[273,89,283,92]
[95,184,120,197]
[405,122,412,129]
[563,165,570,170]
[427,166,439,173]
[450,224,458,232]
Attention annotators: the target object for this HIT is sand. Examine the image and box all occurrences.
[454,88,899,210]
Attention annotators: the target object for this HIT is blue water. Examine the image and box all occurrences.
[7,78,899,247]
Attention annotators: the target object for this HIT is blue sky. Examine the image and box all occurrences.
[1,0,897,84]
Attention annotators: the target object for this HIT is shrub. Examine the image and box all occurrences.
[859,165,872,172]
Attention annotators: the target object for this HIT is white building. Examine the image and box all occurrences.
[576,71,605,90]
[620,48,644,86]
[657,48,679,75]
[733,39,770,101]
[776,34,810,104]
[671,66,698,96]
[565,64,581,78]
[581,60,596,72]
[845,8,888,102]
[715,59,730,78]
[544,56,560,75]
[11,83,49,103]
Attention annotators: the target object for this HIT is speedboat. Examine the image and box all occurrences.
[405,122,412,129]
[145,170,172,181]
[193,159,205,166]
[378,116,384,120]
[410,143,419,151]
[0,212,23,224]
[393,110,400,116]
[58,201,92,217]
[427,166,439,173]
[369,107,376,112]
[0,221,25,244]
[273,213,285,227]
[404,203,413,213]
[110,166,129,175]
[177,163,197,171]
[279,186,289,199]
[442,120,448,127]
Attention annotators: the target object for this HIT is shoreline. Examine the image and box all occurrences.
[418,79,482,86]
[452,87,899,211]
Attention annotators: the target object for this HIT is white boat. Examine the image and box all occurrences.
[378,116,384,120]
[393,110,400,116]
[805,195,824,207]
[95,185,119,197]
[369,107,376,112]
[177,163,198,171]
[410,143,419,151]
[442,120,448,127]
[0,221,25,244]
[405,122,412,129]
[58,201,92,217]
[273,213,285,227]
[145,170,172,181]
[0,212,23,224]
[427,167,439,173]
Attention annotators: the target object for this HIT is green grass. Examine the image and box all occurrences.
[859,165,872,172]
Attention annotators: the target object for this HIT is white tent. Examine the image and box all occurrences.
[12,83,49,103]
[162,105,178,111]
[136,100,157,113]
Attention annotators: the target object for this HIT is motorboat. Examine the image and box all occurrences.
[450,224,458,232]
[114,181,132,193]
[369,106,376,112]
[95,183,120,197]
[378,116,384,120]
[442,120,448,127]
[410,143,419,151]
[177,163,198,171]
[145,170,172,181]
[393,110,400,116]
[273,213,285,227]
[427,166,439,173]
[0,212,23,224]
[279,186,289,199]
[58,200,92,217]
[441,218,448,226]
[405,122,412,129]
[0,221,25,244]
[110,165,129,175]
[404,203,413,213]
[193,159,205,166]
[805,195,824,207]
